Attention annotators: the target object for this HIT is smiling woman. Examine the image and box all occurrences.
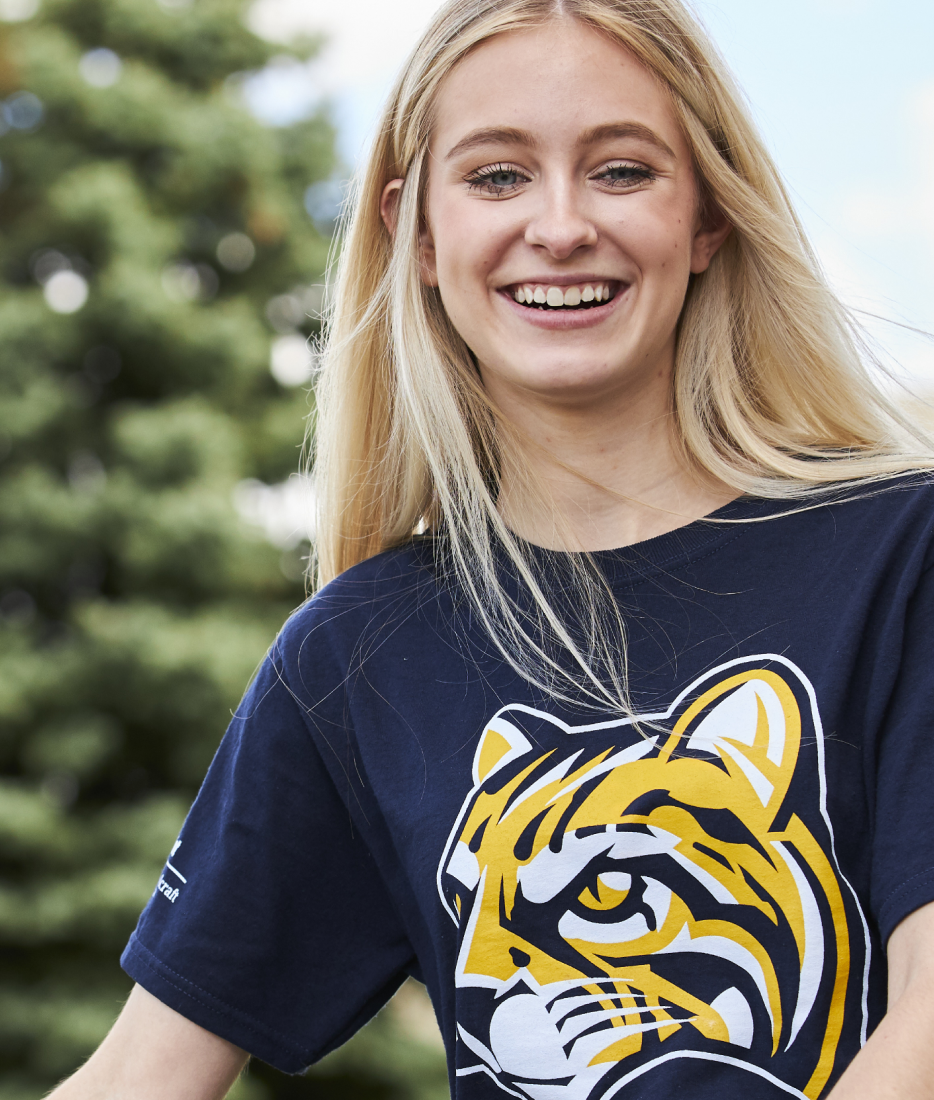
[319,0,931,713]
[418,45,718,340]
[49,3,934,1100]
[389,23,733,555]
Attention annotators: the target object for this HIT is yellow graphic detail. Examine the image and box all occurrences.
[443,668,858,1099]
[791,815,851,1098]
[476,727,516,784]
[580,876,631,911]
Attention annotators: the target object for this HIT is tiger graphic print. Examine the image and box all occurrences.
[437,656,870,1099]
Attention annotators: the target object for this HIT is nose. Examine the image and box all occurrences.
[524,182,598,259]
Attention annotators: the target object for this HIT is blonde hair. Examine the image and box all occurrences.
[312,0,931,712]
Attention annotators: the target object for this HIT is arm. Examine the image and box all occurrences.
[829,900,934,1099]
[46,984,249,1100]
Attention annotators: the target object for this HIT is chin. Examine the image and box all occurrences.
[484,354,659,408]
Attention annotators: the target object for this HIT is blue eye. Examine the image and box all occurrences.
[465,163,527,195]
[597,163,655,187]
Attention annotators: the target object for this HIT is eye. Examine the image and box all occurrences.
[593,162,656,189]
[464,163,529,196]
[579,871,632,911]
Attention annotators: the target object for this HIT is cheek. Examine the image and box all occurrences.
[625,206,697,289]
[428,194,511,291]
[435,231,496,290]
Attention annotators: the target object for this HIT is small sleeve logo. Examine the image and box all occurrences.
[156,838,187,904]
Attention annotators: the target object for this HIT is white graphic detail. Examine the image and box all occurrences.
[657,923,775,1033]
[686,679,786,805]
[157,876,179,903]
[471,717,532,786]
[457,1022,502,1072]
[158,838,186,899]
[549,738,658,805]
[602,1050,810,1099]
[558,877,670,944]
[437,654,872,1099]
[517,823,676,904]
[165,861,187,883]
[710,987,755,1049]
[447,842,480,891]
[773,840,825,1049]
[500,750,584,823]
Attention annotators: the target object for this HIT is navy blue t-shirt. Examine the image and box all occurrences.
[122,483,934,1099]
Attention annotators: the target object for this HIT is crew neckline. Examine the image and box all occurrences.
[523,494,783,586]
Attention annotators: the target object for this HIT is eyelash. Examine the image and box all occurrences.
[464,163,528,195]
[596,163,656,187]
[463,161,656,195]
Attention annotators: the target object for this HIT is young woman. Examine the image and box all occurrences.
[52,1,934,1098]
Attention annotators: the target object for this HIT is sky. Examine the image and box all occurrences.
[245,0,934,386]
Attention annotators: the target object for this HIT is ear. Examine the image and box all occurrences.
[665,670,801,813]
[690,205,732,275]
[380,177,439,287]
[473,715,533,786]
[379,178,404,236]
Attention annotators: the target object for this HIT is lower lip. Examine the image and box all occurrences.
[498,287,627,330]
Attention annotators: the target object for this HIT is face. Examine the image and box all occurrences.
[395,21,729,413]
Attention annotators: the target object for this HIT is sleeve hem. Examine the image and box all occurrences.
[120,932,313,1073]
[876,865,934,945]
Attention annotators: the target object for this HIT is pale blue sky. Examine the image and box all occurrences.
[695,0,934,380]
[248,0,934,382]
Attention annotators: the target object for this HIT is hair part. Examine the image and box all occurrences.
[311,0,933,714]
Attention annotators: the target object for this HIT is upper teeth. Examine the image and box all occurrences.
[513,283,612,307]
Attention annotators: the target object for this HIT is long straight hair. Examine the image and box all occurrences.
[312,0,932,714]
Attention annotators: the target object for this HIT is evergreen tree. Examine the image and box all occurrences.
[0,0,448,1096]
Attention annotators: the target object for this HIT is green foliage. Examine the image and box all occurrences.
[0,0,447,1096]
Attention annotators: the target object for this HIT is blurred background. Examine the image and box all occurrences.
[0,0,931,1097]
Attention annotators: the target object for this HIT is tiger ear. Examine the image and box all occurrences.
[473,715,533,785]
[664,670,801,812]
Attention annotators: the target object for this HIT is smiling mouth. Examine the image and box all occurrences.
[506,281,622,311]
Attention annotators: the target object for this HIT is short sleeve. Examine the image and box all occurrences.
[871,561,934,945]
[121,651,416,1072]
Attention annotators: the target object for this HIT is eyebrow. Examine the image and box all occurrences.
[444,121,676,161]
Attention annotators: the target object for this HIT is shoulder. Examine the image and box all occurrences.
[733,473,934,582]
[274,538,441,672]
[804,472,934,540]
[742,472,934,533]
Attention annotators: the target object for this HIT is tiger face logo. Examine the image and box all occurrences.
[438,657,869,1100]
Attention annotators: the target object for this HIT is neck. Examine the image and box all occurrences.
[491,370,737,552]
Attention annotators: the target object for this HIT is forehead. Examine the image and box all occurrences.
[430,20,688,161]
